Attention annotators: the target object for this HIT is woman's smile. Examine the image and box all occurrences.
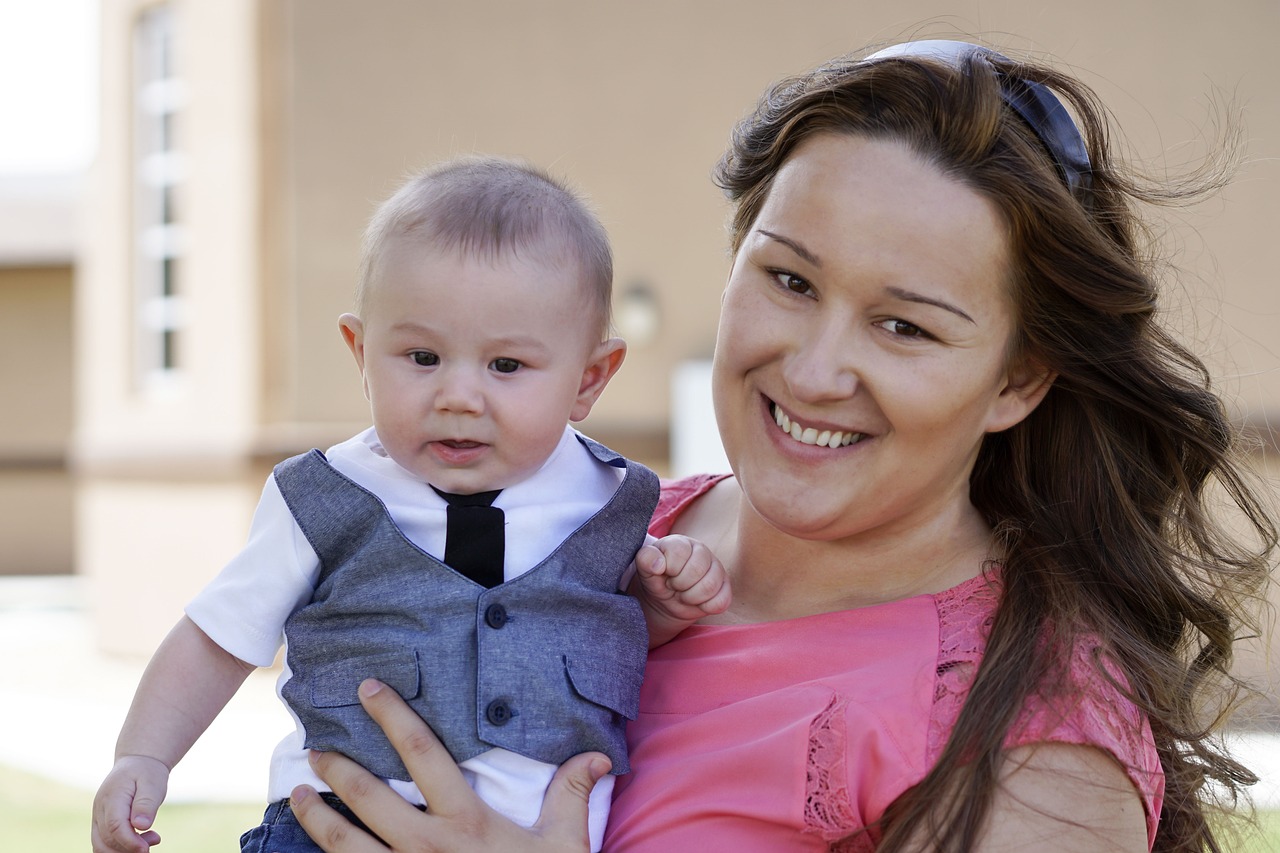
[769,400,866,448]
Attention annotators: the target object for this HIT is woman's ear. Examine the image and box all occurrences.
[570,338,627,422]
[985,357,1056,434]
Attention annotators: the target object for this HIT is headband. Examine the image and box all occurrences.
[865,40,1093,200]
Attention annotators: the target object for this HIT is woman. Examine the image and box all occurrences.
[289,40,1276,851]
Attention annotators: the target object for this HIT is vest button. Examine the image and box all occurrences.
[484,603,509,629]
[485,698,514,726]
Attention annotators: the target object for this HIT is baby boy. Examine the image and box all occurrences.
[92,156,729,853]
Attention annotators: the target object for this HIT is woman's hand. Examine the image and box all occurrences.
[289,679,611,852]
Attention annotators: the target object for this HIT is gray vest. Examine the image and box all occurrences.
[275,437,658,781]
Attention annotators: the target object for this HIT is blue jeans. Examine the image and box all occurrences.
[239,794,396,853]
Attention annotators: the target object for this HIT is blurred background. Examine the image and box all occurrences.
[1,0,1277,848]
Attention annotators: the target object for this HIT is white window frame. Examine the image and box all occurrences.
[132,3,186,394]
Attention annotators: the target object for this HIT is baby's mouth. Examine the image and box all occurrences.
[770,402,865,448]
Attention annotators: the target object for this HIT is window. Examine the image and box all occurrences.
[133,3,185,391]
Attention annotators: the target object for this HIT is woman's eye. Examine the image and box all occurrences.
[410,351,439,367]
[877,319,927,338]
[772,271,813,296]
[491,358,521,374]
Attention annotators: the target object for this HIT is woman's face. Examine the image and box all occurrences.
[712,133,1046,542]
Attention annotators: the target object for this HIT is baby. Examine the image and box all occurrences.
[92,156,730,853]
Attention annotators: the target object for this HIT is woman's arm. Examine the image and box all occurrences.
[290,679,609,852]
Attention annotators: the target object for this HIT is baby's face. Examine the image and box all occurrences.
[342,240,610,494]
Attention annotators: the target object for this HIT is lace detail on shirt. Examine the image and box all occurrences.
[804,695,877,852]
[1009,637,1163,802]
[927,573,997,764]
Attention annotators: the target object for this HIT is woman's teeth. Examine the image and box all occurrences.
[772,404,864,448]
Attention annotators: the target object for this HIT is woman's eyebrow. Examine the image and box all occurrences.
[756,229,822,267]
[756,229,975,324]
[885,286,976,324]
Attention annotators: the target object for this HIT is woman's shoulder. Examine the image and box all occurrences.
[650,473,734,536]
[929,572,1156,753]
[927,572,1163,840]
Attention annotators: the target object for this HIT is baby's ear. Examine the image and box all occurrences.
[570,338,627,422]
[339,314,366,365]
[338,314,370,398]
[986,355,1055,434]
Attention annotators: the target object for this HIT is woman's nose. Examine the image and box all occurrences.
[783,321,860,403]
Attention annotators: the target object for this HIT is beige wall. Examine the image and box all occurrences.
[0,265,74,574]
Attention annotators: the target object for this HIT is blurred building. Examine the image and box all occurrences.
[69,0,1279,685]
[0,174,78,576]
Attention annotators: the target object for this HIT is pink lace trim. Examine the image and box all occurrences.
[805,694,875,852]
[927,573,999,764]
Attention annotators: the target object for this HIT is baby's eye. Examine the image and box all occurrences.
[410,351,439,367]
[876,319,928,338]
[772,270,814,297]
[491,358,521,374]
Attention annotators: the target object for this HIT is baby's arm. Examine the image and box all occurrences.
[91,615,255,853]
[632,534,731,648]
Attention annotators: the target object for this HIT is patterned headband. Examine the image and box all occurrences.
[866,40,1093,200]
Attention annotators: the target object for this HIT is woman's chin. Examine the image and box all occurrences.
[747,489,856,541]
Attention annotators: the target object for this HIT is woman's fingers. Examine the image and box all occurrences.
[533,752,612,847]
[306,747,439,852]
[354,679,478,818]
[289,784,387,853]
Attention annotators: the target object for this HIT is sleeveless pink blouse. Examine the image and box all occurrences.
[605,475,1163,851]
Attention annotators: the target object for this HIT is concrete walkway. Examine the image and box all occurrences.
[1,574,1278,810]
[0,575,284,804]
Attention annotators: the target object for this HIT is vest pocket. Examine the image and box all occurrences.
[308,650,422,708]
[564,653,643,720]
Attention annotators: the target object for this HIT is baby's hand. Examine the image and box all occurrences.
[634,534,731,647]
[91,755,169,853]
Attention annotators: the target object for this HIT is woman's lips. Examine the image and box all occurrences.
[770,402,866,449]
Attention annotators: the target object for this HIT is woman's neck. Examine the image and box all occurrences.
[684,477,994,624]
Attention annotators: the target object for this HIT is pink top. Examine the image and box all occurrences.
[606,474,1164,851]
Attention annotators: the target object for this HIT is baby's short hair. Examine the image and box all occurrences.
[356,155,613,340]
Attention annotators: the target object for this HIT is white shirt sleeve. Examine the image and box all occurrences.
[185,474,321,667]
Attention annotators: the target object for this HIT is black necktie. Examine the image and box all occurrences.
[432,487,505,589]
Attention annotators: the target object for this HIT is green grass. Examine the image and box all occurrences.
[0,766,262,852]
[1235,808,1280,853]
[4,763,1280,851]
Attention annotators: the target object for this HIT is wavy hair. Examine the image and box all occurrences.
[713,47,1277,852]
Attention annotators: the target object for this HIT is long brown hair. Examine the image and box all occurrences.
[713,46,1277,852]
